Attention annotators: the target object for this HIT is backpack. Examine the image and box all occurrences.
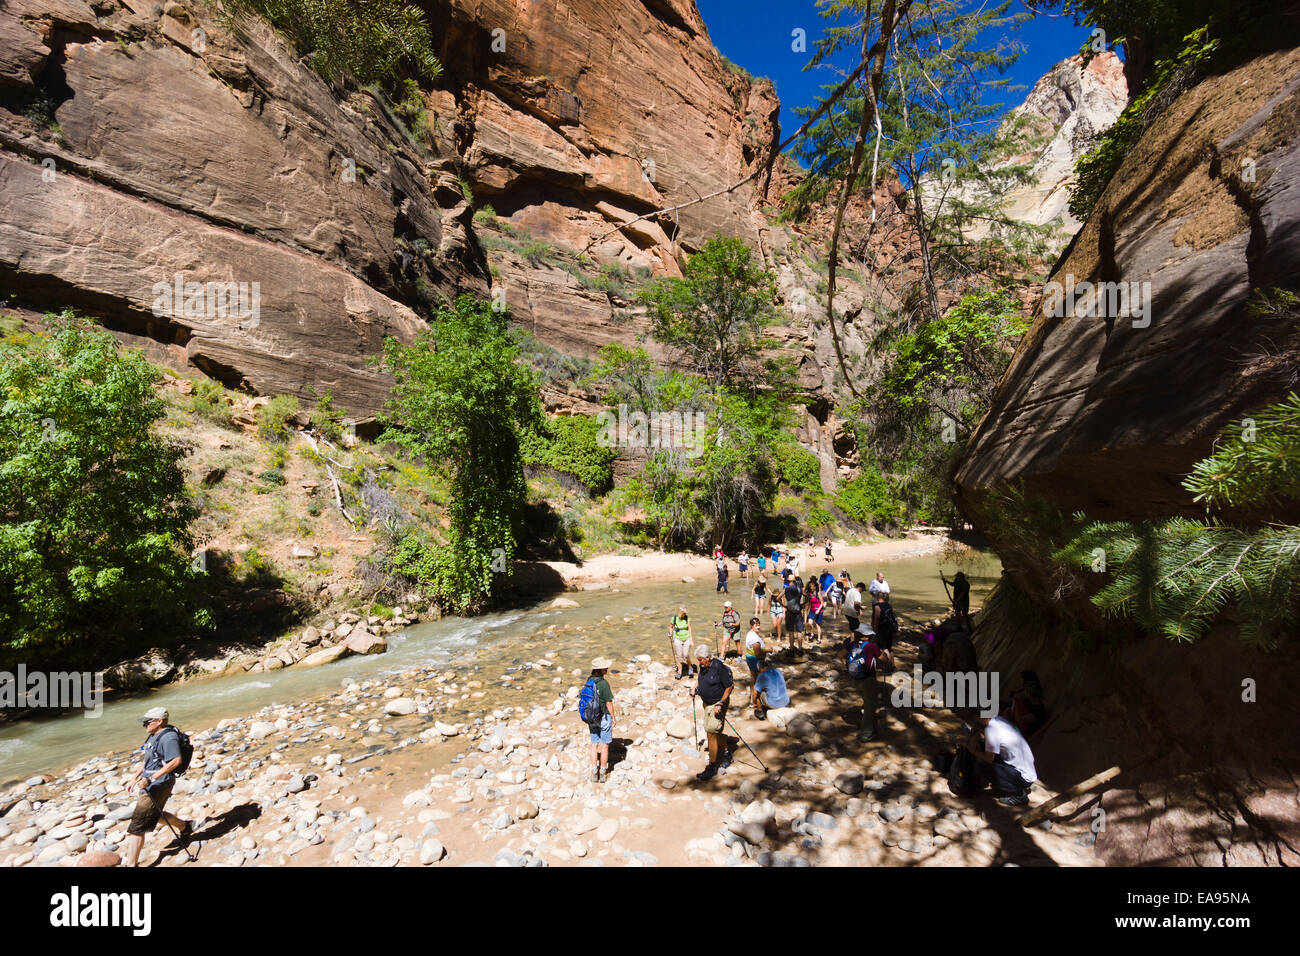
[846,639,879,680]
[877,603,899,642]
[163,726,194,776]
[577,678,605,728]
[947,746,979,797]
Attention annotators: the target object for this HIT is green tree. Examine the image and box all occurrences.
[637,237,784,395]
[380,296,541,613]
[0,318,198,662]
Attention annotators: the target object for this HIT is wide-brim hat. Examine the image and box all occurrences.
[591,657,613,670]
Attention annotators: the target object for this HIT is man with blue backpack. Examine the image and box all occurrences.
[579,657,618,783]
[839,624,882,742]
[124,706,194,866]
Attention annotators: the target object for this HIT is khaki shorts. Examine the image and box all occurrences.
[703,700,728,735]
[673,638,693,663]
[127,780,175,835]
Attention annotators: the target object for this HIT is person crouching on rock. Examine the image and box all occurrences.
[965,712,1038,807]
[690,646,734,781]
[752,659,790,721]
[587,658,617,784]
[124,706,192,866]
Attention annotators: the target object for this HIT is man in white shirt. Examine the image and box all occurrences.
[869,572,890,629]
[844,581,864,633]
[966,714,1037,806]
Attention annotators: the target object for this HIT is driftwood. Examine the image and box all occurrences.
[1020,765,1122,828]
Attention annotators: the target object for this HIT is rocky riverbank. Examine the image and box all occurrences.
[0,608,1100,868]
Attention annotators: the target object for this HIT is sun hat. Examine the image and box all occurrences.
[591,657,613,670]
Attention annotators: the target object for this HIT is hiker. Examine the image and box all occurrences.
[716,556,729,594]
[838,624,882,742]
[124,707,192,867]
[670,607,695,680]
[584,658,617,783]
[807,535,816,557]
[824,571,843,620]
[713,544,724,562]
[738,550,749,580]
[756,550,767,577]
[752,575,768,616]
[769,583,785,644]
[786,548,800,577]
[743,616,766,702]
[690,646,734,781]
[753,659,790,720]
[966,713,1038,806]
[844,579,864,634]
[721,600,742,658]
[784,574,805,654]
[806,579,824,644]
[869,571,891,628]
[824,536,833,561]
[874,594,898,672]
[941,570,972,631]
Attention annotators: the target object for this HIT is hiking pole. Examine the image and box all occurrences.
[690,689,699,746]
[143,785,196,863]
[724,715,768,772]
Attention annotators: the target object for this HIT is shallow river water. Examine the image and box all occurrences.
[0,548,1001,784]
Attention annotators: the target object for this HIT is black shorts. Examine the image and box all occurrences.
[788,613,804,632]
[126,780,174,835]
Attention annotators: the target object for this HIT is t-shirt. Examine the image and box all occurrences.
[869,578,891,600]
[819,571,835,593]
[983,716,1037,784]
[784,583,802,614]
[142,726,184,788]
[754,668,790,709]
[722,609,740,633]
[696,658,734,705]
[595,677,614,706]
[738,553,749,566]
[753,581,766,597]
[845,587,863,616]
[744,629,764,658]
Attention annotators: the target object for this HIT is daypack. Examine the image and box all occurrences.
[948,746,979,797]
[846,639,880,680]
[577,678,605,728]
[877,603,899,642]
[163,726,194,776]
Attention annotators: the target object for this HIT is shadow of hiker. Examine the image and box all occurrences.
[148,802,263,866]
[608,738,632,771]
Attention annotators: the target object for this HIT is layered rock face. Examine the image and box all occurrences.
[956,46,1300,524]
[0,0,488,418]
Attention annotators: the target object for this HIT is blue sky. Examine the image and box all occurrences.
[696,0,1096,144]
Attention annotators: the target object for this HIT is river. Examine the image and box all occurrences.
[0,549,1001,784]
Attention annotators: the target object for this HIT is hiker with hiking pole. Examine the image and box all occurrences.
[940,570,972,632]
[689,646,734,782]
[669,606,695,680]
[124,707,194,866]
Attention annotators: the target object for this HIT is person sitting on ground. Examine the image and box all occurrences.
[838,624,882,742]
[743,616,766,703]
[753,659,790,720]
[691,646,734,781]
[124,707,192,867]
[784,574,805,654]
[721,600,742,658]
[965,712,1038,806]
[670,607,695,680]
[586,658,618,783]
[1001,670,1047,738]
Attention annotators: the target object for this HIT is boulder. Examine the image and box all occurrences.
[384,698,417,716]
[102,648,175,690]
[299,645,350,668]
[665,716,693,739]
[343,631,387,655]
[76,851,122,868]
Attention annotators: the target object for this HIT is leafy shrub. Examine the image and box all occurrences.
[0,318,198,661]
[190,379,236,427]
[775,440,822,493]
[524,415,616,496]
[258,469,287,486]
[256,394,300,443]
[834,464,905,528]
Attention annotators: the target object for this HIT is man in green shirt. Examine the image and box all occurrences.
[588,657,618,783]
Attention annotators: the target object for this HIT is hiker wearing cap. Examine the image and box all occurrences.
[586,658,618,783]
[721,600,741,658]
[753,659,790,720]
[690,646,734,781]
[124,707,192,866]
[670,607,695,680]
[839,624,882,742]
